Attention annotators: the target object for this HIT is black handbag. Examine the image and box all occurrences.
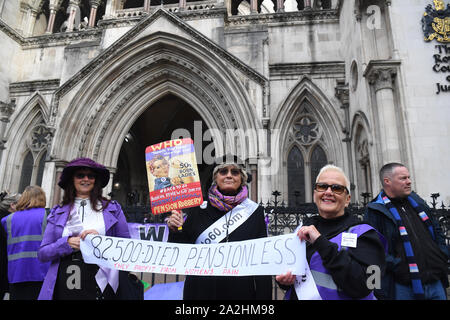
[117,271,144,300]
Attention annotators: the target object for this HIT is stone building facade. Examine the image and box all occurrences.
[0,0,449,208]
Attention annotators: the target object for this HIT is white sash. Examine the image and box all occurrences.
[195,198,259,244]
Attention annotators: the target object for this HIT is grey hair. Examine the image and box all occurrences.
[315,164,350,190]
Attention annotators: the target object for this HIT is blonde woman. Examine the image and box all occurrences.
[276,165,386,300]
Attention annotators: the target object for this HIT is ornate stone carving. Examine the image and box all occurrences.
[366,67,397,92]
[88,58,232,158]
[50,9,267,123]
[292,115,320,145]
[0,100,16,151]
[335,80,349,106]
[357,139,370,165]
[0,101,15,121]
[27,123,54,154]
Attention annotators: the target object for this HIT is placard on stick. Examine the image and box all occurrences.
[145,138,203,215]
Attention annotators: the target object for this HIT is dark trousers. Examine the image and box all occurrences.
[9,281,43,300]
[54,252,116,300]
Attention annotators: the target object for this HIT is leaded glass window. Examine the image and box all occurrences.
[310,144,328,193]
[288,146,305,205]
[287,104,328,204]
[36,151,47,187]
[19,151,33,192]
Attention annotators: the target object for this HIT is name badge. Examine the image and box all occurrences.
[341,232,357,248]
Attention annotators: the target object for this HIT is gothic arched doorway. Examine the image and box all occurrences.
[111,94,213,207]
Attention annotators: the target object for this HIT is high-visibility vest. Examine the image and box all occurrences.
[2,207,50,283]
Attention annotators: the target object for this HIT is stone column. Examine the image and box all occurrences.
[45,4,58,34]
[335,80,356,201]
[22,6,39,37]
[365,61,401,163]
[88,0,101,27]
[305,0,312,9]
[0,101,15,165]
[144,0,151,12]
[385,1,400,60]
[179,0,187,11]
[250,0,258,13]
[67,0,81,32]
[248,158,258,202]
[52,160,67,207]
[304,161,312,202]
[276,0,285,12]
[225,0,232,16]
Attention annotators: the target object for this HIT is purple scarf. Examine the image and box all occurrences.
[208,185,248,212]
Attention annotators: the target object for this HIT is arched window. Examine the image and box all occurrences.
[286,103,329,204]
[287,146,305,205]
[18,150,48,192]
[18,151,34,192]
[354,124,372,203]
[17,121,52,192]
[36,151,47,187]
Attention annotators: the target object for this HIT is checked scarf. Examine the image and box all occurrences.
[380,191,435,299]
[208,185,248,212]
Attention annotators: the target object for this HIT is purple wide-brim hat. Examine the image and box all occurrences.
[58,157,110,189]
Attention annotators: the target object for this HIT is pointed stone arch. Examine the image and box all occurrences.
[51,31,263,180]
[0,93,52,191]
[271,76,344,202]
[351,110,375,203]
[23,91,51,121]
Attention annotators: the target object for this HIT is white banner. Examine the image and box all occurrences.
[80,233,306,277]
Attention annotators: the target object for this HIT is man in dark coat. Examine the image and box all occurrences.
[364,163,448,300]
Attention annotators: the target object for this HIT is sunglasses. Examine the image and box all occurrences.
[314,182,348,195]
[217,168,241,176]
[74,172,96,180]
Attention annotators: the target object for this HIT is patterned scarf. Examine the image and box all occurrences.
[380,191,435,299]
[208,185,248,212]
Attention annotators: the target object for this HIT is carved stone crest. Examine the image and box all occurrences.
[422,0,450,43]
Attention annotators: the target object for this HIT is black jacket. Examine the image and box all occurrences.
[168,200,272,300]
[364,191,449,300]
[280,212,386,299]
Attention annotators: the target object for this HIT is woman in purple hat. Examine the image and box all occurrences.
[37,157,130,300]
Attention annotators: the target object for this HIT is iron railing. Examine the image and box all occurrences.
[260,191,450,245]
[121,191,450,299]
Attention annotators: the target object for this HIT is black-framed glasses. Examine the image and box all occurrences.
[74,172,96,180]
[314,182,348,195]
[217,168,241,176]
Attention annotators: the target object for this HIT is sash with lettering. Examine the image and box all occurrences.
[195,199,259,244]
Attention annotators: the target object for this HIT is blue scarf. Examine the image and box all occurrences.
[380,191,435,299]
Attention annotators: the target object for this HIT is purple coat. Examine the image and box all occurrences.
[37,200,130,300]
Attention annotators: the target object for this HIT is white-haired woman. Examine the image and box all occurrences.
[167,155,272,300]
[276,165,386,300]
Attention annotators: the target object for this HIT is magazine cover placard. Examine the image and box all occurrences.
[145,138,203,215]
